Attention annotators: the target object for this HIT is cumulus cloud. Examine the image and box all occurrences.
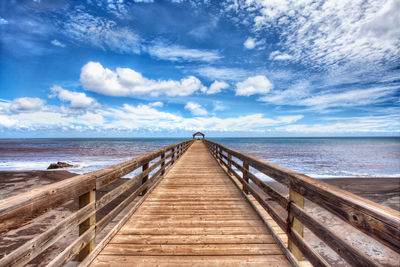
[0,115,17,128]
[236,75,273,96]
[244,37,256,49]
[149,101,164,107]
[51,39,66,48]
[185,102,208,116]
[50,86,97,109]
[10,97,44,113]
[206,81,229,94]
[146,43,221,62]
[80,61,206,97]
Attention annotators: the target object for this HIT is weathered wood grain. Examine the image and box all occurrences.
[79,189,96,261]
[91,255,291,266]
[0,203,95,267]
[100,243,283,256]
[110,234,275,244]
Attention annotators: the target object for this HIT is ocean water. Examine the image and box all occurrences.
[0,137,399,179]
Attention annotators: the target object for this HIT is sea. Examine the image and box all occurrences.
[0,137,399,180]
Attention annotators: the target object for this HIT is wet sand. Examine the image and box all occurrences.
[0,171,399,266]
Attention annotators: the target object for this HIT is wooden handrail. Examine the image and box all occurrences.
[205,139,399,266]
[0,139,193,266]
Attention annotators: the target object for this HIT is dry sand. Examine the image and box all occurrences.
[0,171,399,266]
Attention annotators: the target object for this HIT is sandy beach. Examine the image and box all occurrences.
[0,170,398,266]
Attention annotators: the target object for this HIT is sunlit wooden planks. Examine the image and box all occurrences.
[89,141,290,266]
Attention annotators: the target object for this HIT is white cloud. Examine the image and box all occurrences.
[50,86,97,109]
[0,18,8,25]
[0,115,17,128]
[244,37,265,50]
[206,81,229,94]
[258,80,310,105]
[185,102,208,116]
[236,75,273,96]
[63,11,140,54]
[231,0,400,71]
[244,37,256,49]
[278,114,400,134]
[149,101,164,107]
[146,43,221,62]
[80,61,206,97]
[194,66,250,81]
[269,50,293,61]
[260,85,399,111]
[51,39,66,48]
[0,98,304,133]
[213,101,228,112]
[9,97,44,113]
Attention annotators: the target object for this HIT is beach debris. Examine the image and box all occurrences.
[47,161,73,169]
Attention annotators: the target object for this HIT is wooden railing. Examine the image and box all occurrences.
[0,140,193,266]
[205,139,400,267]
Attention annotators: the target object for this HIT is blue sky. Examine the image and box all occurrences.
[0,0,399,137]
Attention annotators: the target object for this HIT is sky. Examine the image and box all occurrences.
[0,0,399,137]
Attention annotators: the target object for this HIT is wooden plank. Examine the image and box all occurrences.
[110,234,275,244]
[118,226,269,235]
[128,214,260,221]
[49,226,95,266]
[136,204,253,210]
[135,210,258,215]
[91,255,291,266]
[100,243,283,256]
[126,219,265,228]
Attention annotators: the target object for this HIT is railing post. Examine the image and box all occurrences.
[78,190,96,261]
[228,154,232,175]
[243,161,249,194]
[171,147,175,164]
[140,162,149,195]
[160,152,165,176]
[288,186,304,261]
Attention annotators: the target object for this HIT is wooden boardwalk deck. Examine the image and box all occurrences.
[89,141,291,266]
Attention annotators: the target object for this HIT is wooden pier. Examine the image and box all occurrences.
[0,136,399,266]
[89,141,290,266]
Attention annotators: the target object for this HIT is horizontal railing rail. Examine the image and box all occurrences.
[205,139,400,267]
[0,139,193,266]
